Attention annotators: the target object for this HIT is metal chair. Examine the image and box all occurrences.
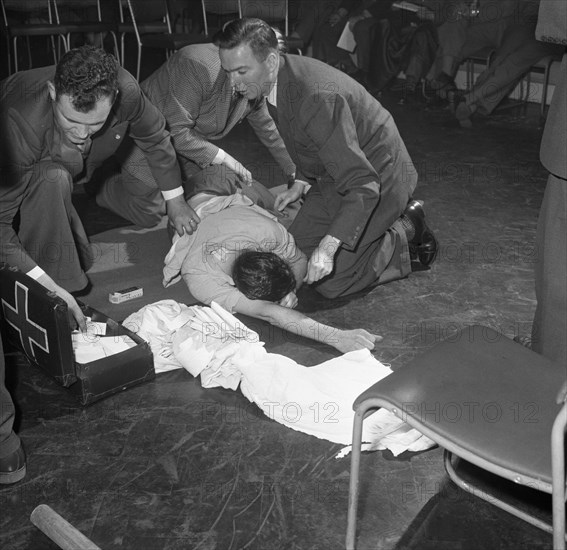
[464,46,495,91]
[51,0,119,58]
[117,0,209,80]
[346,325,567,550]
[239,0,303,54]
[518,54,564,120]
[1,0,67,74]
[201,0,241,38]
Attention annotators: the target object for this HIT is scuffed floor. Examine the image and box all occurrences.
[1,52,555,549]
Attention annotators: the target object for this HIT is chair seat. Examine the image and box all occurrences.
[354,325,564,487]
[6,22,69,37]
[57,22,117,33]
[465,46,495,63]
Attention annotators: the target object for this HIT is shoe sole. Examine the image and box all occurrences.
[0,463,26,484]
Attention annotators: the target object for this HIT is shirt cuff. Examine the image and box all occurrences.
[212,148,226,165]
[162,187,184,201]
[27,266,45,280]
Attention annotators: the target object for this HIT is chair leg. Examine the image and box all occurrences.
[541,60,552,120]
[346,408,366,550]
[551,404,567,550]
[110,31,120,63]
[444,451,558,536]
[6,35,12,75]
[136,43,142,81]
[12,36,19,73]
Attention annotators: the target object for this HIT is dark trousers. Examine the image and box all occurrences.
[531,174,567,365]
[0,336,20,459]
[288,183,411,299]
[17,162,90,292]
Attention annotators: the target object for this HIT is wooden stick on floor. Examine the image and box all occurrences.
[30,505,102,550]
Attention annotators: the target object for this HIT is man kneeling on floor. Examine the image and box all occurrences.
[163,189,381,353]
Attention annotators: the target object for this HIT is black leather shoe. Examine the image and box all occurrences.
[0,444,26,484]
[404,200,439,268]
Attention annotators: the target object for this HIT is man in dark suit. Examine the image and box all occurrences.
[0,46,199,327]
[530,0,566,364]
[215,18,437,299]
[96,43,296,223]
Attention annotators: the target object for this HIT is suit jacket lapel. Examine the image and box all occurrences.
[215,77,248,138]
[275,58,298,164]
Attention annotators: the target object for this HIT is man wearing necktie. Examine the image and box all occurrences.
[0,46,198,329]
[215,18,438,300]
[95,43,297,225]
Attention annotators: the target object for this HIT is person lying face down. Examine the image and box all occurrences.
[163,193,381,354]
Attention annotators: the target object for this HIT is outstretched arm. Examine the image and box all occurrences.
[234,294,381,354]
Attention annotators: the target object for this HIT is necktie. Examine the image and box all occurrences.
[267,100,279,125]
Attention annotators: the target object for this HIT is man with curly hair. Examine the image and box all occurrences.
[0,46,199,328]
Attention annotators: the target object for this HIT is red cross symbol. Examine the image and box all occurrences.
[2,281,49,359]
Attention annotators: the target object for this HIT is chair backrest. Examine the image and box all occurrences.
[201,0,241,37]
[239,0,289,34]
[120,0,172,32]
[203,0,241,15]
[1,0,54,27]
[51,0,103,24]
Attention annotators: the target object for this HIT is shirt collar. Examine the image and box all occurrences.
[267,78,278,108]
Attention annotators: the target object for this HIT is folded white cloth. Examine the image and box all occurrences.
[123,300,435,456]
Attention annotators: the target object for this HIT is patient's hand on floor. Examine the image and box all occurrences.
[333,328,383,354]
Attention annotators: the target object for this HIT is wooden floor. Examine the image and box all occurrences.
[0,41,557,550]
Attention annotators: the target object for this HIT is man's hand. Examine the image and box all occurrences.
[166,195,201,237]
[333,328,383,353]
[223,153,253,184]
[279,291,298,309]
[305,235,341,284]
[274,181,304,211]
[37,274,87,331]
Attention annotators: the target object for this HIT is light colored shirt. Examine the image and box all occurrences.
[163,194,303,313]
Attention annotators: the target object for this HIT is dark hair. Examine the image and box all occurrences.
[54,45,118,112]
[214,18,281,61]
[233,250,296,302]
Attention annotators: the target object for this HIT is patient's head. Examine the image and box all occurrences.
[233,250,296,302]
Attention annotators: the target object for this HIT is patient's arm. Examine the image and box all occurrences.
[234,294,381,354]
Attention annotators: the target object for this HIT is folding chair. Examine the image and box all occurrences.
[51,0,119,58]
[201,0,241,38]
[463,46,495,91]
[517,54,564,121]
[239,0,303,53]
[1,0,67,74]
[346,325,567,550]
[117,0,209,80]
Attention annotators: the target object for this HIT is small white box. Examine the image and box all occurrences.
[109,286,143,304]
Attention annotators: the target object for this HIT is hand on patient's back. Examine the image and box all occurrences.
[279,291,298,309]
[333,328,383,353]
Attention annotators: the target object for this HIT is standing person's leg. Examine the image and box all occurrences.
[0,336,26,485]
[17,162,90,292]
[531,174,567,365]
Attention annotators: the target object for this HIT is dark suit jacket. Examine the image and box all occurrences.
[0,65,182,272]
[274,54,417,250]
[141,43,294,176]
